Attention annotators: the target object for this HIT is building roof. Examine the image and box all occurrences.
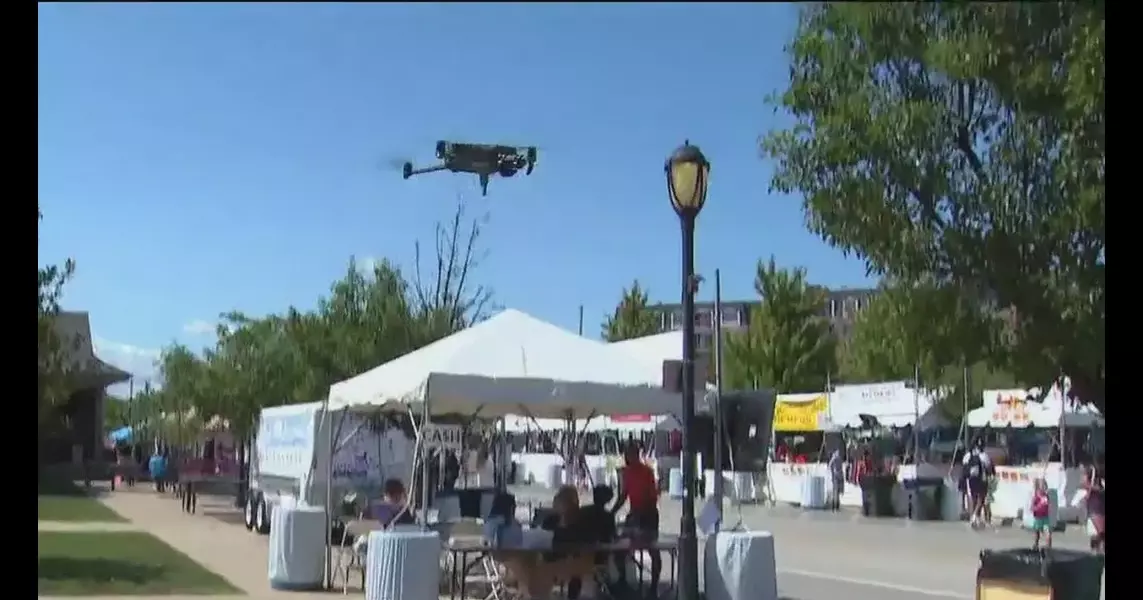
[50,311,131,389]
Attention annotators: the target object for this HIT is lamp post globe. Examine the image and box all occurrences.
[666,140,709,600]
[665,140,711,217]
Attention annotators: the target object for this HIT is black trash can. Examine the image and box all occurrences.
[859,474,896,517]
[903,477,944,521]
[977,548,1104,600]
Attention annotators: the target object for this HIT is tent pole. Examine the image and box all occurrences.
[420,380,432,525]
[322,400,335,589]
[712,268,725,530]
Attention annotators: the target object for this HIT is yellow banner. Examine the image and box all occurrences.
[773,395,829,432]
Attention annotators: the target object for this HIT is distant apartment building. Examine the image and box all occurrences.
[651,287,877,353]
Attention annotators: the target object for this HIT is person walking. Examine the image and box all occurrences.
[962,439,992,529]
[1082,469,1105,554]
[827,449,845,511]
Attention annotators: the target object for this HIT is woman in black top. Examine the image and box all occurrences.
[541,486,596,599]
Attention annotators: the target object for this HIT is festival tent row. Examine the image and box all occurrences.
[610,331,947,431]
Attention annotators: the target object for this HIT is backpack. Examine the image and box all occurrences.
[965,452,984,479]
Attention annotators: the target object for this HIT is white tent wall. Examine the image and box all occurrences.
[829,381,948,429]
[966,385,1103,428]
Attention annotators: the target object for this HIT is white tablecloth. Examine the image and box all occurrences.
[267,504,326,591]
[364,530,441,600]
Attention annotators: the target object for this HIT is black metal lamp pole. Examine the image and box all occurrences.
[666,141,710,600]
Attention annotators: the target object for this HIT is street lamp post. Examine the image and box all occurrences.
[665,140,710,600]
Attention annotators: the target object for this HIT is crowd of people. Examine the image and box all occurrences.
[958,438,1105,554]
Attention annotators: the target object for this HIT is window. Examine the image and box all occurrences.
[694,309,713,328]
[720,307,741,326]
[829,299,838,318]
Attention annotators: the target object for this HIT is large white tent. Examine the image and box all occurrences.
[327,309,682,419]
[965,384,1103,428]
[609,331,685,382]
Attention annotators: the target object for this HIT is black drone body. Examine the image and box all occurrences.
[402,141,538,196]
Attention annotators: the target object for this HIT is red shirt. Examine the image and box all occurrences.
[1031,492,1050,518]
[622,462,658,511]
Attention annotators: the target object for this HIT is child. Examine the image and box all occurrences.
[483,493,524,548]
[1030,478,1052,551]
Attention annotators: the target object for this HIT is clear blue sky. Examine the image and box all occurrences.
[38,3,872,389]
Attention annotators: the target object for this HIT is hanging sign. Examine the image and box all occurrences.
[991,399,1031,427]
[773,395,829,432]
[421,424,464,451]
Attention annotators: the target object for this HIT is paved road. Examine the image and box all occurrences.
[514,485,1096,600]
[82,485,1102,600]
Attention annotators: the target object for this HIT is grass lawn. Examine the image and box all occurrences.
[38,494,125,523]
[38,531,240,596]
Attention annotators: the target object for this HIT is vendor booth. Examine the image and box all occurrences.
[766,393,836,507]
[768,382,948,512]
[964,383,1103,523]
[322,308,687,589]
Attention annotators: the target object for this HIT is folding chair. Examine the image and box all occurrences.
[333,496,371,594]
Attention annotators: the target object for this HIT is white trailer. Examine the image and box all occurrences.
[243,402,413,534]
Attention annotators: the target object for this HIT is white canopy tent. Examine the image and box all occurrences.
[327,309,683,419]
[966,385,1103,428]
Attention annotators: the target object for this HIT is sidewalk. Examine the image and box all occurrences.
[87,487,336,599]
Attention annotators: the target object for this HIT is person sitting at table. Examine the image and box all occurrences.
[540,486,596,597]
[483,492,524,547]
[566,485,618,600]
[579,485,617,543]
[369,478,416,528]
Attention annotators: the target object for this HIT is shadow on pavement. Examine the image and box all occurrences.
[202,508,248,528]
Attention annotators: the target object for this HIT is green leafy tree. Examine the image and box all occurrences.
[155,199,494,438]
[762,3,1105,411]
[837,281,1019,417]
[838,281,998,384]
[38,209,78,429]
[602,280,660,342]
[723,258,836,393]
[104,394,131,431]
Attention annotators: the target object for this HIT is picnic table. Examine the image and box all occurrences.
[446,533,679,600]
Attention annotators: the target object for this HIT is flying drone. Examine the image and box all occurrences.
[402,141,538,196]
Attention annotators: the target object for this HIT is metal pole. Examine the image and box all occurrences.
[712,268,725,530]
[679,214,699,600]
[912,364,921,464]
[1058,371,1068,466]
[322,401,335,589]
[962,363,970,449]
